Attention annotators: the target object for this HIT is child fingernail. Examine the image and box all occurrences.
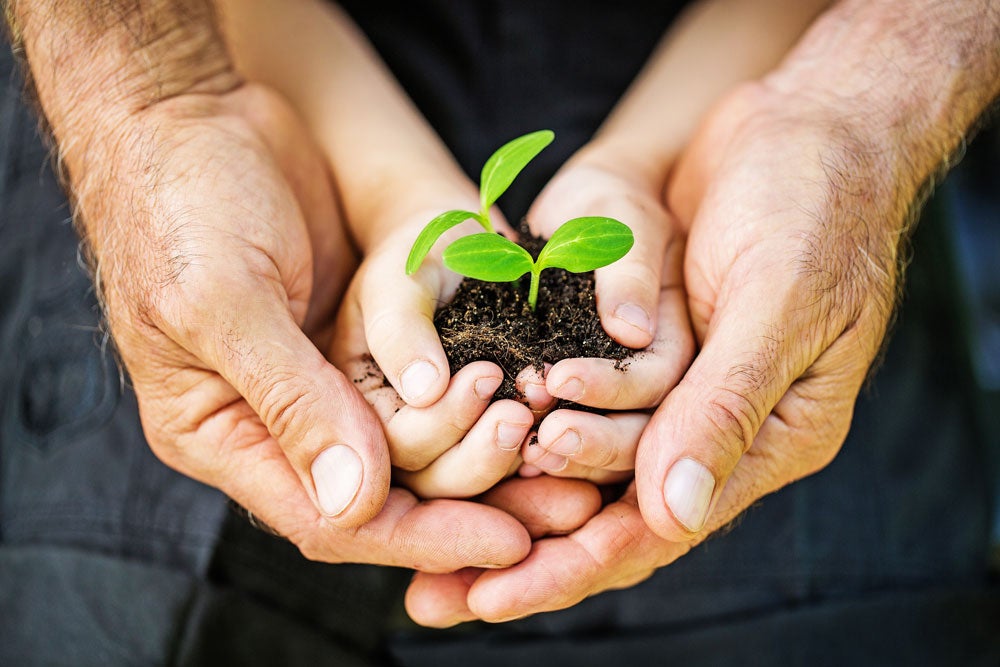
[496,421,529,450]
[400,360,439,403]
[474,375,503,400]
[549,428,582,456]
[536,451,568,472]
[523,381,554,408]
[554,377,584,401]
[614,302,652,336]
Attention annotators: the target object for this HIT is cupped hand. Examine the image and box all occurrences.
[329,207,550,499]
[406,81,906,622]
[518,151,694,482]
[86,83,531,570]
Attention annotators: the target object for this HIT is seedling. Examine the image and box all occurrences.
[406,130,634,311]
[406,129,555,273]
[443,216,632,310]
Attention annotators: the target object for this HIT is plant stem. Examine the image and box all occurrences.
[528,266,541,311]
[476,209,495,233]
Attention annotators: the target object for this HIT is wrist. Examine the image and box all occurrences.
[13,0,240,168]
[344,168,481,255]
[762,0,1000,200]
[564,138,675,200]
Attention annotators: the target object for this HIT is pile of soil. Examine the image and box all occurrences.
[434,228,634,405]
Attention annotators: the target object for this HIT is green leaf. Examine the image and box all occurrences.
[405,210,481,275]
[537,216,634,273]
[442,233,534,282]
[479,130,555,213]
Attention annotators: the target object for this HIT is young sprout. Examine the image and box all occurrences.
[443,216,633,311]
[405,130,635,310]
[405,129,554,274]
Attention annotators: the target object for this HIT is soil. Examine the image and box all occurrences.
[433,224,634,408]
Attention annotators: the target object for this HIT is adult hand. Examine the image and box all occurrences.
[405,80,907,623]
[70,84,532,569]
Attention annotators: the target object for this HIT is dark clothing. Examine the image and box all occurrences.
[2,2,999,664]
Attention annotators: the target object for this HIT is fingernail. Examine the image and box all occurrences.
[400,360,439,402]
[553,377,584,402]
[614,302,652,336]
[523,381,553,408]
[474,375,503,401]
[311,445,363,517]
[663,457,716,533]
[536,451,568,472]
[496,421,529,451]
[549,428,582,456]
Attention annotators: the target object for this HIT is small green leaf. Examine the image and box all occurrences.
[479,130,554,213]
[537,216,634,273]
[443,233,534,282]
[405,210,480,275]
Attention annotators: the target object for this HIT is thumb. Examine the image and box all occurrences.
[635,277,824,541]
[172,273,390,529]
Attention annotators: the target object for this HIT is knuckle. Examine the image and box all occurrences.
[590,440,621,471]
[590,509,645,568]
[256,375,318,445]
[704,386,763,459]
[386,420,467,471]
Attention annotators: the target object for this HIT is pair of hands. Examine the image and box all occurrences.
[100,81,897,625]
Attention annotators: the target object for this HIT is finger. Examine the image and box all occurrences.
[383,361,505,471]
[545,280,691,410]
[407,358,856,624]
[522,410,647,482]
[405,475,604,627]
[480,476,604,539]
[406,569,481,628]
[167,397,532,572]
[514,364,557,416]
[519,450,633,485]
[634,269,829,541]
[465,494,678,622]
[590,221,667,351]
[394,399,533,498]
[359,236,457,407]
[162,272,391,530]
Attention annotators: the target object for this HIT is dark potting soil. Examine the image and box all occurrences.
[433,227,634,405]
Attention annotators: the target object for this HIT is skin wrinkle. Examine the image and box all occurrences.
[726,323,782,395]
[17,0,239,110]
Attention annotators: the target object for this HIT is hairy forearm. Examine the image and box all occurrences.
[766,0,1000,198]
[7,0,253,325]
[9,0,240,171]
